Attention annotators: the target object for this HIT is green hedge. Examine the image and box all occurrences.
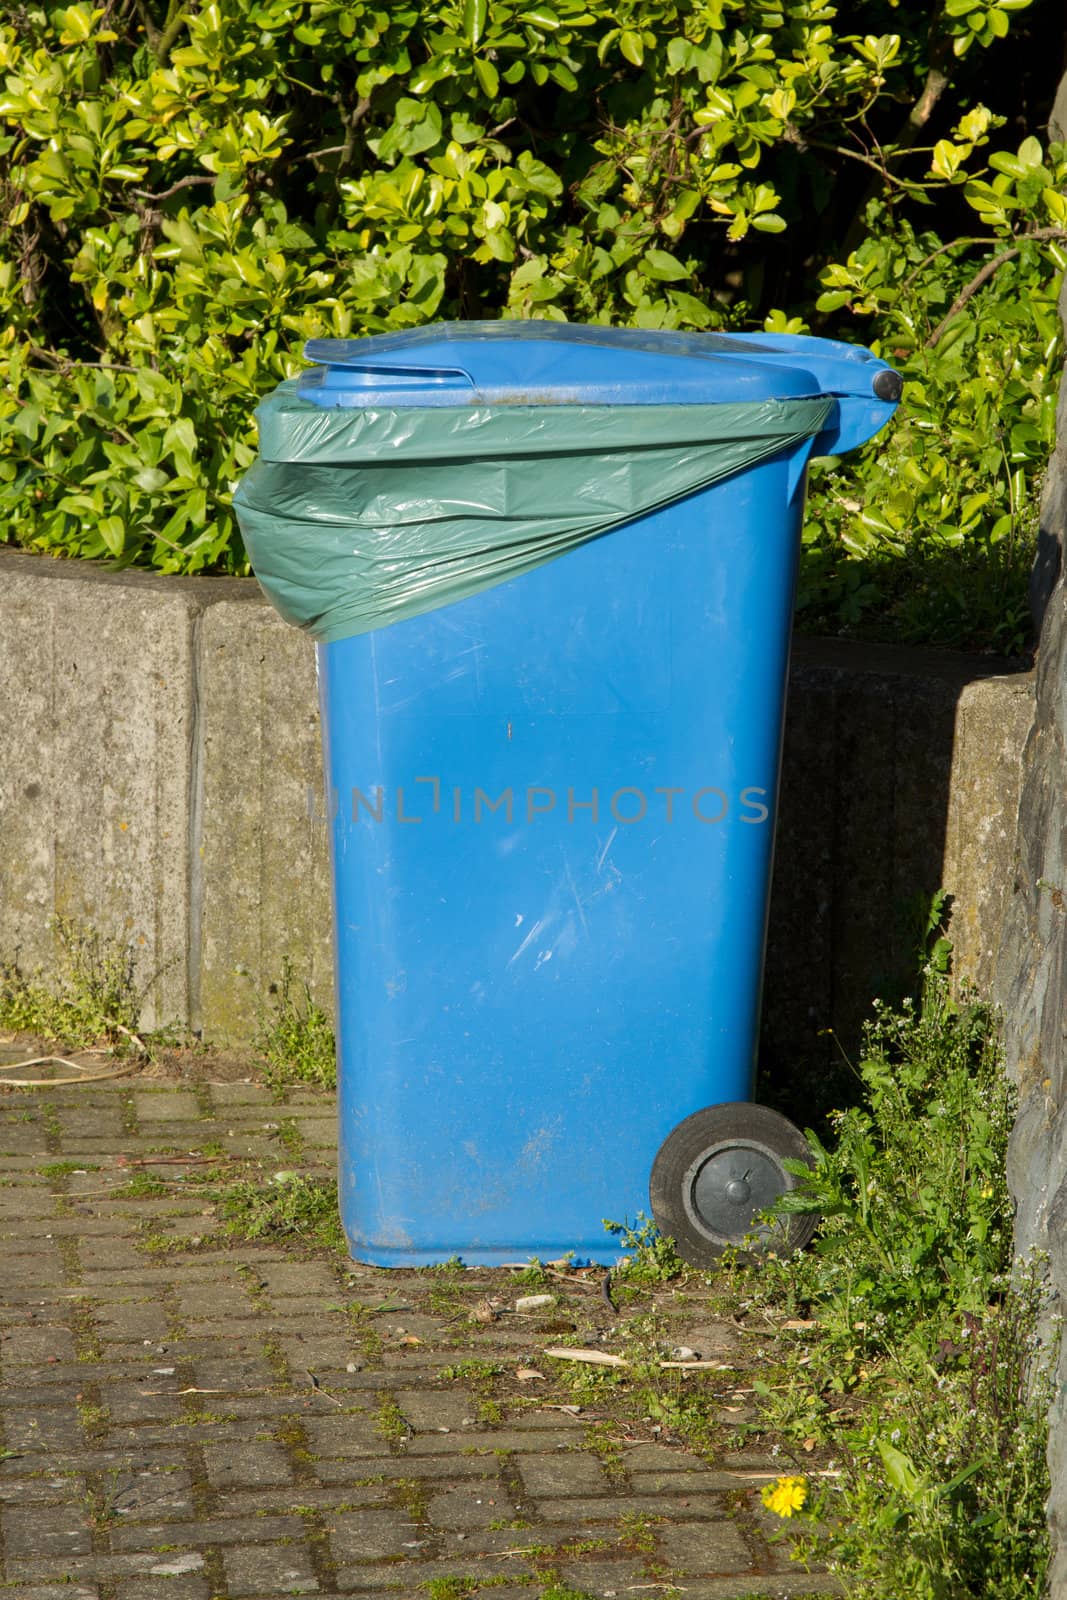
[0,0,1062,649]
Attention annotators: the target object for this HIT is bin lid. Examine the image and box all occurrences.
[298,322,900,456]
[238,321,902,644]
[301,321,900,409]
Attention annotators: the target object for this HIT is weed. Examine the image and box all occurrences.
[425,1254,467,1276]
[375,1397,410,1445]
[426,1283,461,1316]
[603,1213,684,1285]
[138,1231,176,1254]
[218,1173,345,1254]
[617,1512,662,1555]
[422,1581,476,1600]
[272,1118,306,1159]
[439,1360,504,1387]
[257,961,335,1093]
[76,1399,110,1437]
[0,918,143,1052]
[580,1423,624,1476]
[511,1258,549,1286]
[38,1161,96,1179]
[771,976,1017,1360]
[392,1476,430,1521]
[83,1467,128,1529]
[558,1536,610,1557]
[748,972,1051,1598]
[117,1171,169,1199]
[782,1272,1053,1597]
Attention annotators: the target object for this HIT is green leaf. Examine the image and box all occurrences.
[876,1438,924,1499]
[642,248,690,281]
[464,0,488,47]
[520,6,560,27]
[473,56,500,97]
[99,515,126,556]
[620,29,644,66]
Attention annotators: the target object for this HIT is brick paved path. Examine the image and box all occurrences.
[0,1078,838,1600]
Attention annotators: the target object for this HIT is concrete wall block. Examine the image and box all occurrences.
[0,553,201,1028]
[196,601,333,1042]
[946,672,1036,993]
[0,550,1032,1064]
[765,638,1031,1069]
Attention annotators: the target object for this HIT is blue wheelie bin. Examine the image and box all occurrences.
[235,322,899,1268]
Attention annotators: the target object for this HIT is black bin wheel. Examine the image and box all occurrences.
[649,1101,818,1267]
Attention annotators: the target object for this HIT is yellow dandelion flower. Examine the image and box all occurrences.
[761,1474,808,1518]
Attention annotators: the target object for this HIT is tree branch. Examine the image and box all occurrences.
[786,127,925,193]
[133,175,215,202]
[926,228,1067,348]
[337,95,373,175]
[154,3,188,64]
[900,236,994,292]
[28,344,137,374]
[900,65,950,150]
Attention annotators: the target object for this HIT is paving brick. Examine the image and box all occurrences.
[255,1262,343,1298]
[390,1389,479,1431]
[326,1506,421,1561]
[0,1473,84,1506]
[174,1282,258,1320]
[657,1517,757,1575]
[0,1077,830,1600]
[515,1450,609,1497]
[629,1467,734,1495]
[105,1465,196,1520]
[1,1323,77,1365]
[334,1558,537,1590]
[425,1483,512,1529]
[113,1576,210,1600]
[285,1117,335,1147]
[109,1512,305,1551]
[404,1426,584,1456]
[201,1439,294,1489]
[1,1402,82,1452]
[2,1586,100,1600]
[4,1554,187,1585]
[1,1500,93,1558]
[96,1387,184,1425]
[303,1414,390,1457]
[223,1539,321,1594]
[208,1083,275,1106]
[220,1482,385,1519]
[533,1492,729,1522]
[0,1250,66,1286]
[132,1091,202,1123]
[313,1452,498,1486]
[78,1237,167,1272]
[93,1301,173,1342]
[620,1441,707,1470]
[184,1353,281,1390]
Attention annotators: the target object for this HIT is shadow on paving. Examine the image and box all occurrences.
[0,1072,841,1600]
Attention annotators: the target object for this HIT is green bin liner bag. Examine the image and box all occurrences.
[234,381,834,644]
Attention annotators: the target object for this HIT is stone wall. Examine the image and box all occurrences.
[0,548,1030,1064]
[0,553,332,1038]
[992,69,1067,1596]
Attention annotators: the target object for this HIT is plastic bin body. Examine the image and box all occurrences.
[301,324,897,1267]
